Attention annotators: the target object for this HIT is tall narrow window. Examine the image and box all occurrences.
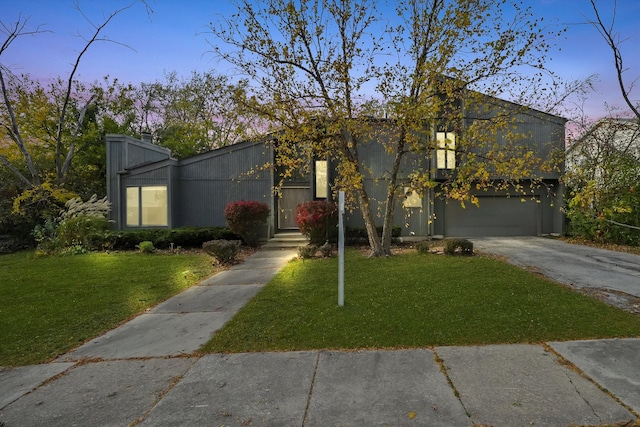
[126,187,140,226]
[436,131,456,169]
[126,186,168,227]
[315,160,328,198]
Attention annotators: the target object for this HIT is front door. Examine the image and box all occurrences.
[278,187,310,229]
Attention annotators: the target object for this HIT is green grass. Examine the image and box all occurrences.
[203,249,640,353]
[0,251,214,366]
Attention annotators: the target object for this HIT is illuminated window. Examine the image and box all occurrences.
[436,131,456,169]
[315,160,328,198]
[126,186,168,226]
[403,187,422,208]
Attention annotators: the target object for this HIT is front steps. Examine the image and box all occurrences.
[261,232,308,250]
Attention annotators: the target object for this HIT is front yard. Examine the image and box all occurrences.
[0,251,214,366]
[3,247,640,367]
[203,249,640,353]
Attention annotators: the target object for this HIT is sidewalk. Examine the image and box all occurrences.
[1,234,639,426]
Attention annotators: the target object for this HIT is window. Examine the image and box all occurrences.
[403,187,422,208]
[315,160,328,198]
[126,186,168,226]
[436,131,456,169]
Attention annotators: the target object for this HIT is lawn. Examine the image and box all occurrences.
[203,249,640,353]
[0,251,214,367]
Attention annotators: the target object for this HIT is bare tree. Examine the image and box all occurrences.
[0,1,148,189]
[588,0,640,119]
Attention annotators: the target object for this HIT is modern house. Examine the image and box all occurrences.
[106,96,566,239]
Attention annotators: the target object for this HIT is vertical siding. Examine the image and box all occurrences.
[175,141,274,230]
[105,134,171,230]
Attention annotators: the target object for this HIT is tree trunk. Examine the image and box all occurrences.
[356,186,386,257]
[381,127,407,254]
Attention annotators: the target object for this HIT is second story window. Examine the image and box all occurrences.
[436,131,456,170]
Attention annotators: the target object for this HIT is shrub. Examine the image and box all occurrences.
[99,227,237,250]
[345,225,402,244]
[298,244,318,259]
[203,239,241,264]
[318,242,333,257]
[137,241,155,253]
[443,238,473,256]
[56,215,109,250]
[295,200,338,245]
[414,240,433,254]
[224,200,270,246]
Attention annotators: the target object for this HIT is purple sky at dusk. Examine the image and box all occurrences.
[3,0,640,122]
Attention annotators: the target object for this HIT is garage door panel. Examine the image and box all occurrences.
[444,197,539,237]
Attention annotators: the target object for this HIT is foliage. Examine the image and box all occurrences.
[202,239,242,264]
[137,240,155,253]
[345,225,401,244]
[29,193,111,255]
[140,71,255,158]
[100,227,237,250]
[203,250,640,353]
[0,251,214,366]
[318,241,333,258]
[56,216,110,250]
[295,200,338,245]
[443,238,474,256]
[224,200,270,246]
[414,240,433,254]
[12,182,78,222]
[297,244,318,259]
[61,194,111,219]
[565,119,640,246]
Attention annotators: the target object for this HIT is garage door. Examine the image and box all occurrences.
[444,196,539,237]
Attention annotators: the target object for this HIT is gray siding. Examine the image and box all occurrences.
[106,134,172,230]
[344,125,430,236]
[175,141,274,235]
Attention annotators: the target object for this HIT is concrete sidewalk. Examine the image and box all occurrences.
[2,235,639,426]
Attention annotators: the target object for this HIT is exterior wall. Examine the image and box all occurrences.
[106,134,172,230]
[342,123,430,236]
[432,180,563,237]
[462,96,566,180]
[174,141,274,237]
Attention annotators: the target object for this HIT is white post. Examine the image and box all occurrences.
[338,191,345,307]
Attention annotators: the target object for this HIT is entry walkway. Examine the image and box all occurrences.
[1,235,639,426]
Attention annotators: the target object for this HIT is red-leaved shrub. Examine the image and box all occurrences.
[224,200,270,246]
[295,200,338,244]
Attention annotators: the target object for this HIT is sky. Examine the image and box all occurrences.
[2,0,640,122]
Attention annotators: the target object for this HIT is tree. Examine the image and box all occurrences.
[0,2,148,241]
[137,71,254,158]
[587,0,640,119]
[210,0,387,255]
[565,118,640,244]
[210,0,570,256]
[0,2,145,189]
[562,0,640,245]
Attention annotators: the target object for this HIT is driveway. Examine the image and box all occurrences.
[471,237,640,307]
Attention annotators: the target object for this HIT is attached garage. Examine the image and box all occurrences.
[443,196,540,237]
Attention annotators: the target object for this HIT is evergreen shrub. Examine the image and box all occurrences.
[203,239,241,264]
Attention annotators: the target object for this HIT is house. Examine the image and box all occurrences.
[566,117,640,184]
[106,97,566,239]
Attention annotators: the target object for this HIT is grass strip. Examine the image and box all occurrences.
[203,250,640,353]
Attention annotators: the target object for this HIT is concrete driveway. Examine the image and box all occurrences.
[471,237,640,300]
